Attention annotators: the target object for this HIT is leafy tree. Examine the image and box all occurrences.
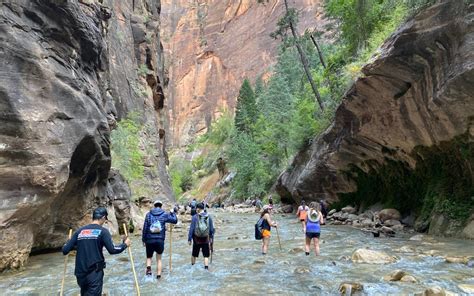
[234,79,257,133]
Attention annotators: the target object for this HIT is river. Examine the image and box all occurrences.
[1,211,473,295]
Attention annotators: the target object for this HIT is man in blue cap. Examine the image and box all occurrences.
[62,207,130,295]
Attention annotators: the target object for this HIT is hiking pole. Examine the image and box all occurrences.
[275,226,282,251]
[123,223,140,296]
[60,228,72,296]
[210,240,213,264]
[169,224,173,273]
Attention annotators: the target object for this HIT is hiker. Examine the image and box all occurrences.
[260,205,277,255]
[142,200,178,279]
[305,204,324,256]
[255,198,263,210]
[268,195,273,207]
[319,199,328,219]
[62,207,130,296]
[189,198,197,216]
[188,203,215,269]
[296,200,309,232]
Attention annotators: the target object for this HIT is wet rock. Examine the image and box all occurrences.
[458,284,474,294]
[445,256,471,264]
[361,219,374,228]
[351,249,397,264]
[380,226,395,236]
[341,206,357,214]
[383,270,407,281]
[347,214,359,221]
[395,246,416,253]
[384,219,401,227]
[227,236,239,240]
[461,214,474,239]
[338,282,363,295]
[294,267,310,274]
[333,221,343,226]
[467,259,474,268]
[400,275,417,283]
[253,259,266,265]
[377,209,401,223]
[328,209,337,216]
[409,234,425,241]
[391,224,404,232]
[280,204,293,213]
[414,286,457,296]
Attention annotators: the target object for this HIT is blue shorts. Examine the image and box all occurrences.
[306,232,320,239]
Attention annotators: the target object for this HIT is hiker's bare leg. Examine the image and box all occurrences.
[301,221,306,233]
[204,257,209,267]
[191,256,196,265]
[313,238,320,256]
[305,236,311,253]
[156,254,162,276]
[262,237,269,254]
[146,257,152,268]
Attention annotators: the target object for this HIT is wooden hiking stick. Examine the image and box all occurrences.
[60,228,72,296]
[169,224,173,273]
[123,223,140,296]
[275,226,282,251]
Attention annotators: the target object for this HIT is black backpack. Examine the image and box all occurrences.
[254,218,264,240]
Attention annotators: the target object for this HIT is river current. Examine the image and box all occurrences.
[1,211,473,295]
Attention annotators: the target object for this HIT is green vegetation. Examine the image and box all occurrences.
[111,112,144,182]
[137,64,149,77]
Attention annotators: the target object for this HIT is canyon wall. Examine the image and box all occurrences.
[277,1,474,238]
[0,0,171,271]
[161,0,328,146]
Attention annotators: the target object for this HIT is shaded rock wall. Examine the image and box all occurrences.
[0,0,171,271]
[161,0,328,146]
[277,1,474,237]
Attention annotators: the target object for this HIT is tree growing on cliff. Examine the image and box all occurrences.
[270,0,325,111]
[234,79,257,133]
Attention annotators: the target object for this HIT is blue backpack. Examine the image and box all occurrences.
[255,218,264,240]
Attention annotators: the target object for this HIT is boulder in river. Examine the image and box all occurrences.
[414,286,457,296]
[341,206,357,214]
[384,219,401,227]
[400,275,417,283]
[383,270,407,281]
[377,209,401,223]
[351,249,397,264]
[444,256,471,264]
[338,282,363,295]
[294,267,311,274]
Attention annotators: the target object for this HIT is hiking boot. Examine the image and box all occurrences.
[156,275,161,279]
[146,266,152,276]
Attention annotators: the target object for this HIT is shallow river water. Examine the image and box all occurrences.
[1,211,473,295]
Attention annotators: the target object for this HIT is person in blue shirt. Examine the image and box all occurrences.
[142,200,178,279]
[62,207,130,296]
[188,203,214,270]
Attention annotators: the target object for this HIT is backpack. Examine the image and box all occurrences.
[194,215,209,238]
[254,218,264,240]
[149,215,162,234]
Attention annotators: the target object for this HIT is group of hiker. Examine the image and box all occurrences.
[61,197,323,295]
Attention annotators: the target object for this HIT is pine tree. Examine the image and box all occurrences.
[234,79,257,133]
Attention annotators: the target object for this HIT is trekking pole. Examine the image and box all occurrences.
[60,228,73,296]
[123,223,140,296]
[169,224,173,273]
[275,226,282,251]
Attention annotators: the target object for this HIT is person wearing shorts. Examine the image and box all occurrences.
[260,205,277,255]
[305,205,324,256]
[142,200,178,279]
[296,200,309,233]
[188,203,215,270]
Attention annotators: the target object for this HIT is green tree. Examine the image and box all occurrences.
[234,79,257,133]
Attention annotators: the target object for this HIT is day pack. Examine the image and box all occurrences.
[254,218,264,240]
[194,215,209,238]
[149,215,162,234]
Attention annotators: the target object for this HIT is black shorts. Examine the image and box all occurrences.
[146,241,164,258]
[192,243,210,258]
[306,232,320,239]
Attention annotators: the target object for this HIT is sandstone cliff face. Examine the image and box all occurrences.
[0,0,171,271]
[162,0,327,146]
[277,1,474,237]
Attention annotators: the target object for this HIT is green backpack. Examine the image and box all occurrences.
[194,215,210,238]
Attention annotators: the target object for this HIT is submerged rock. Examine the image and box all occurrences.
[458,284,474,294]
[383,270,407,281]
[414,286,456,296]
[338,282,363,295]
[351,249,397,264]
[294,267,310,274]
